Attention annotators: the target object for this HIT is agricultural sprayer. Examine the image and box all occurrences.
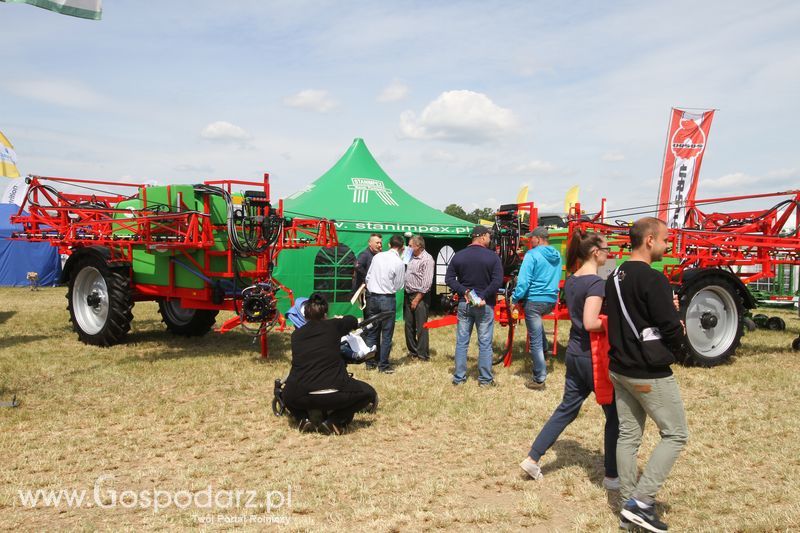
[8,174,338,357]
[427,188,800,368]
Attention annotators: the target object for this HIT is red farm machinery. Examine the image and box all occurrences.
[8,174,338,357]
[565,188,800,366]
[428,188,800,368]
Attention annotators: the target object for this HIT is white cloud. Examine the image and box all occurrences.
[514,160,557,174]
[399,90,517,144]
[200,121,252,144]
[421,149,456,162]
[283,89,338,112]
[702,172,756,189]
[767,168,798,179]
[2,78,111,109]
[377,80,409,102]
[602,152,625,162]
[174,163,213,173]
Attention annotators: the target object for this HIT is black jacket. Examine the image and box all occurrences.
[445,244,504,306]
[284,316,358,397]
[604,261,685,379]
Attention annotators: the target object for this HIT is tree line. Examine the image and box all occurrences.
[443,204,496,224]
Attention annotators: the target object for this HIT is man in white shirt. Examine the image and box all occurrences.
[364,234,406,373]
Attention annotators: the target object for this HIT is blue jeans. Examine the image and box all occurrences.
[453,301,495,384]
[364,294,396,370]
[529,353,619,478]
[524,300,554,383]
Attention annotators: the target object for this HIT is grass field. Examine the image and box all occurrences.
[1,286,799,531]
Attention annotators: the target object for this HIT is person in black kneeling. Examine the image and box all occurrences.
[283,293,377,435]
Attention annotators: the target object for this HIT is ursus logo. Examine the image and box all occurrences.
[671,118,706,160]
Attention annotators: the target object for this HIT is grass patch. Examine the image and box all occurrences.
[0,287,799,530]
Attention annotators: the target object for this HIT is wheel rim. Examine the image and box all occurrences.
[686,285,738,359]
[162,300,196,326]
[73,267,109,335]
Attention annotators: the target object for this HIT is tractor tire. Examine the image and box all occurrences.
[743,317,757,332]
[158,300,218,336]
[792,337,800,351]
[680,275,745,367]
[66,255,134,347]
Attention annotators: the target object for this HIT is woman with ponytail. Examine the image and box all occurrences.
[283,293,377,435]
[520,229,620,490]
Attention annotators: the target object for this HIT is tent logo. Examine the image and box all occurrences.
[347,178,398,206]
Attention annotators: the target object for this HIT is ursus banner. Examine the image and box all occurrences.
[656,108,715,228]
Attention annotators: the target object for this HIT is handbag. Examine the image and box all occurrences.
[589,315,614,405]
[612,267,676,367]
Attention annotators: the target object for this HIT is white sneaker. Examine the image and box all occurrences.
[519,457,543,480]
[603,476,621,490]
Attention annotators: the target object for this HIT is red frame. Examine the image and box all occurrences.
[10,174,339,357]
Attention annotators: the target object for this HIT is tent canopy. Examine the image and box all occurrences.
[0,203,62,287]
[283,138,472,237]
[274,139,471,316]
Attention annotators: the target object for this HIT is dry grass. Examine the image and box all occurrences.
[1,287,799,531]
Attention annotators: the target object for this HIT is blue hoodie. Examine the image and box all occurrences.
[511,245,562,303]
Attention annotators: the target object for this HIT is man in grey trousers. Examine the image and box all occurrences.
[604,217,688,533]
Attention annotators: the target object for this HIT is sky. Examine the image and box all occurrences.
[2,0,799,216]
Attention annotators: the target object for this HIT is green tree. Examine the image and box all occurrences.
[443,203,470,221]
[469,207,495,223]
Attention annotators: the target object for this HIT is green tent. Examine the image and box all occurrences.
[274,138,472,317]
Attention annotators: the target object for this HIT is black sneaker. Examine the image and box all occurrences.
[378,367,395,374]
[318,420,345,436]
[621,499,668,533]
[297,418,316,433]
[479,380,497,388]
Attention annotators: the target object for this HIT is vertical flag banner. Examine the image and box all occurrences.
[564,185,579,214]
[515,185,529,205]
[0,0,102,20]
[0,130,20,178]
[656,108,715,227]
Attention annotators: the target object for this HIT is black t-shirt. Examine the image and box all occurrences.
[285,316,358,396]
[565,274,605,358]
[604,261,684,379]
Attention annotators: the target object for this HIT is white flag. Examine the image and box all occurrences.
[1,0,102,20]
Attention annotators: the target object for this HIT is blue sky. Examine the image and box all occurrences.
[2,0,799,215]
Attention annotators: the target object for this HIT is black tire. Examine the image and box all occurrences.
[753,314,769,329]
[158,300,218,336]
[680,275,745,367]
[792,337,800,351]
[66,255,134,347]
[743,317,757,332]
[766,316,786,331]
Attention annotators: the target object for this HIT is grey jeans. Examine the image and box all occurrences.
[610,371,689,504]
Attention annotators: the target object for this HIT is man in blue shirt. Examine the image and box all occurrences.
[511,226,562,390]
[445,225,504,386]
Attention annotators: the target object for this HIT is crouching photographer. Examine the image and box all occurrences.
[282,293,377,435]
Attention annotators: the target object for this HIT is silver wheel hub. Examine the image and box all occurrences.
[73,267,109,335]
[162,300,195,326]
[685,285,738,359]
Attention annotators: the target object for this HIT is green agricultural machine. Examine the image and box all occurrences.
[9,174,338,357]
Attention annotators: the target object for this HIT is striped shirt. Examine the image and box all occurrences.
[404,249,435,294]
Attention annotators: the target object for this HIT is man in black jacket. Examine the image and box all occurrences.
[445,225,504,386]
[604,217,688,533]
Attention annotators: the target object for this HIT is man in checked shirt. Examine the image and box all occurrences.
[404,235,435,361]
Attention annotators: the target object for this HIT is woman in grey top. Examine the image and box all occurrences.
[519,229,620,491]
